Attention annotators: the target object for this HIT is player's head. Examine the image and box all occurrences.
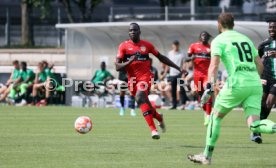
[266,17,276,39]
[20,61,27,71]
[199,31,211,44]
[217,13,234,33]
[12,60,19,69]
[129,23,141,43]
[42,60,49,69]
[37,62,44,72]
[172,40,180,51]
[100,61,106,70]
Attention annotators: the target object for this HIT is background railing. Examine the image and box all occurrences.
[0,4,274,47]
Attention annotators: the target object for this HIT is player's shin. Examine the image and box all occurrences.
[250,119,276,134]
[140,103,156,131]
[203,112,222,158]
[260,105,271,120]
[152,108,162,122]
[9,88,17,99]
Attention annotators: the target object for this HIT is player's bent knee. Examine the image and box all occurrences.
[135,93,144,105]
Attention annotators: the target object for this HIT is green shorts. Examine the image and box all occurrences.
[214,85,262,118]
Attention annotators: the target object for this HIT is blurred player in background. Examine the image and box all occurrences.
[188,31,212,126]
[7,61,35,105]
[91,61,114,85]
[115,23,183,139]
[188,13,276,165]
[31,62,53,106]
[251,17,276,144]
[0,60,20,102]
[118,70,136,116]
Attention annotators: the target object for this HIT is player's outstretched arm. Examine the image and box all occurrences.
[254,56,264,76]
[157,54,182,73]
[208,56,220,84]
[115,56,136,71]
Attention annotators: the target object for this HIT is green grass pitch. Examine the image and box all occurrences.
[0,106,276,168]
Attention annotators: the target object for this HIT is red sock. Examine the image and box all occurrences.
[203,97,212,115]
[140,103,156,131]
[152,108,162,122]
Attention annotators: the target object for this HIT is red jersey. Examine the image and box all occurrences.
[117,40,159,81]
[188,42,211,77]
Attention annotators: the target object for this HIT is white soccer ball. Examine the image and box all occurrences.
[74,116,93,134]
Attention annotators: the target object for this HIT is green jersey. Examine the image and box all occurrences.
[92,70,112,84]
[211,30,261,87]
[20,69,35,82]
[38,71,47,82]
[44,67,54,78]
[12,68,21,80]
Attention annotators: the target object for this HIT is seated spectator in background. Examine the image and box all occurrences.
[43,60,64,92]
[7,61,35,105]
[42,60,54,74]
[158,63,172,105]
[31,62,52,106]
[0,60,20,102]
[91,61,114,86]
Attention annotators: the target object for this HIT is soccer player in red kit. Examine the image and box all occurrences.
[115,23,183,139]
[188,31,212,126]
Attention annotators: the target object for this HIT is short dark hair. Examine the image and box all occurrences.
[12,60,19,65]
[173,40,179,45]
[20,61,27,68]
[42,60,48,67]
[38,62,44,67]
[218,13,234,29]
[130,23,140,30]
[199,31,212,38]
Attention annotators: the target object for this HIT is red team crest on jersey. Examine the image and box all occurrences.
[140,46,146,52]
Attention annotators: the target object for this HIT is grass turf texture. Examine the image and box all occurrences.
[0,106,276,168]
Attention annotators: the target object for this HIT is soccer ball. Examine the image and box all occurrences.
[74,116,93,134]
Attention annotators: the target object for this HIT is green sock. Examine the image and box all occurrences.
[250,119,276,134]
[19,83,28,95]
[9,88,17,99]
[203,113,222,158]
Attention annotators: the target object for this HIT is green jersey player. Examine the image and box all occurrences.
[8,61,35,105]
[187,13,276,165]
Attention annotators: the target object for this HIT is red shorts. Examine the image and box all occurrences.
[194,75,208,93]
[128,79,152,96]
